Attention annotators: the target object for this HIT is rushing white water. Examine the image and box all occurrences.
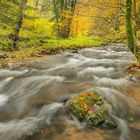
[0,103,63,140]
[111,115,130,140]
[0,69,29,78]
[95,77,132,87]
[78,66,115,77]
[0,77,13,89]
[1,75,65,96]
[0,44,139,140]
[0,95,8,107]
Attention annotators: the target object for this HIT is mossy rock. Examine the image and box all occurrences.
[67,93,117,129]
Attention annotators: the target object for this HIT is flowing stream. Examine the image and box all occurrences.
[0,43,140,140]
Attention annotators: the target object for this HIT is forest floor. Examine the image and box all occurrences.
[0,37,113,68]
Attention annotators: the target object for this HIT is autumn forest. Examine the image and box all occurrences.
[0,1,140,140]
[0,0,139,62]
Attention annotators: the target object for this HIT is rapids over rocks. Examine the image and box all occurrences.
[0,43,140,140]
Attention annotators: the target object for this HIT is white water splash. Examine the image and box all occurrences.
[0,95,8,107]
[0,69,29,78]
[111,115,130,140]
[3,75,65,97]
[0,102,63,140]
[38,102,64,124]
[0,77,13,90]
[95,77,131,87]
[78,66,114,77]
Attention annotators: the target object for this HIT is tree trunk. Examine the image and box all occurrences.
[138,6,140,28]
[115,0,121,31]
[66,0,77,37]
[133,0,140,63]
[12,0,28,50]
[52,0,62,38]
[52,0,76,39]
[126,0,136,54]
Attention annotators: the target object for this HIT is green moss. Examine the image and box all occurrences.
[42,37,106,50]
[67,93,117,129]
[0,40,13,51]
[88,107,108,126]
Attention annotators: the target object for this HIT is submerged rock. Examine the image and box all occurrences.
[66,93,117,129]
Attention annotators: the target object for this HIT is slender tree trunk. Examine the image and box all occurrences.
[115,0,121,31]
[133,0,140,63]
[133,0,137,55]
[52,0,62,38]
[62,0,77,38]
[12,0,28,50]
[52,0,76,39]
[138,6,140,28]
[67,0,76,37]
[126,0,136,54]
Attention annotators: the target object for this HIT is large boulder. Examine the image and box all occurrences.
[66,92,117,129]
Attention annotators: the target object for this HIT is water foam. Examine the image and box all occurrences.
[0,102,63,140]
[0,95,8,107]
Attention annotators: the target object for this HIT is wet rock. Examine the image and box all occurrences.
[66,93,117,129]
[126,63,140,80]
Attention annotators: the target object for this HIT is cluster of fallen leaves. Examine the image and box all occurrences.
[68,93,104,117]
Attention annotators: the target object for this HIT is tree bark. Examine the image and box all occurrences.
[52,0,62,38]
[52,0,76,39]
[114,0,121,31]
[12,0,28,50]
[126,0,136,54]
